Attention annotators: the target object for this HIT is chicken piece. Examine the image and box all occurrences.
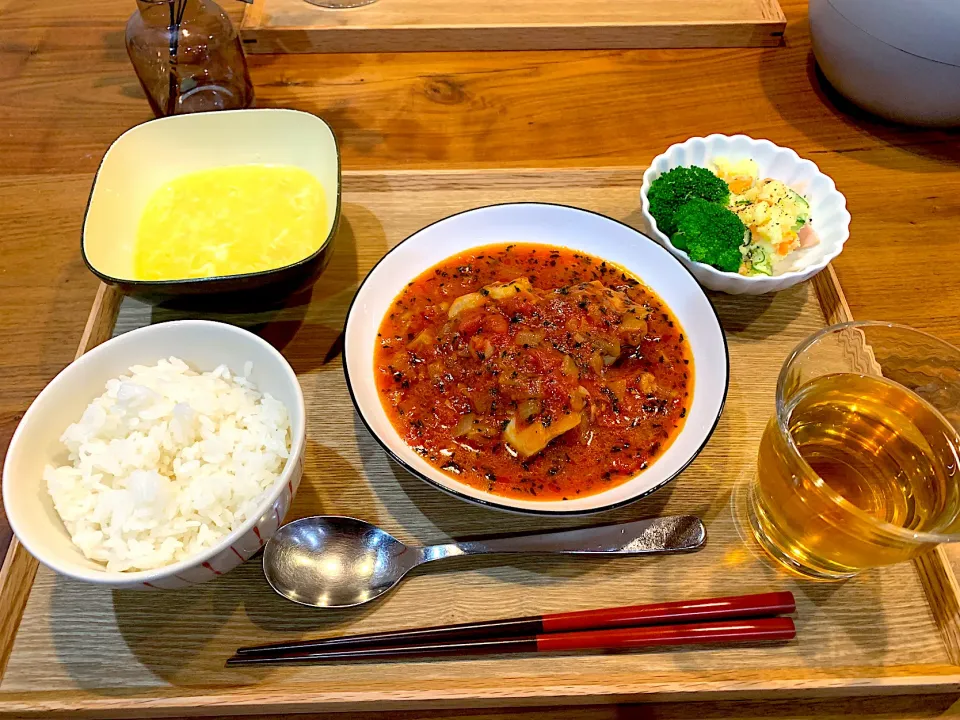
[447,291,485,320]
[452,413,499,443]
[639,372,657,395]
[488,277,534,300]
[448,278,536,319]
[503,411,581,458]
[407,328,435,350]
[562,281,631,313]
[561,281,649,342]
[620,306,648,335]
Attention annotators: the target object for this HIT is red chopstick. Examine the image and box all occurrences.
[226,618,796,665]
[233,591,795,658]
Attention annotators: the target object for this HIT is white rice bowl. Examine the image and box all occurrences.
[43,357,291,572]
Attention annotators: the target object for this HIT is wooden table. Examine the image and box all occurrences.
[1,0,959,716]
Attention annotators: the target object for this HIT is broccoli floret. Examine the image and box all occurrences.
[671,199,747,273]
[648,166,730,236]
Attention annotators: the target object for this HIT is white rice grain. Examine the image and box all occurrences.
[43,357,290,572]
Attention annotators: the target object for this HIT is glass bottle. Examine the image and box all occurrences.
[125,0,255,117]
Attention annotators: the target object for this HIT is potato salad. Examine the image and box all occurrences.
[713,158,820,276]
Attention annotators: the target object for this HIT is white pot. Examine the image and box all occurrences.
[810,0,960,127]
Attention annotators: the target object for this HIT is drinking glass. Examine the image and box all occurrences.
[748,321,960,580]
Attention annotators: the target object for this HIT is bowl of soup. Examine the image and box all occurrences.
[82,109,340,306]
[344,203,728,515]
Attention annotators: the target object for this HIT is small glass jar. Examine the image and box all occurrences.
[126,0,254,117]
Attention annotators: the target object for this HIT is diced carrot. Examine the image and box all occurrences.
[728,177,753,194]
[776,242,792,256]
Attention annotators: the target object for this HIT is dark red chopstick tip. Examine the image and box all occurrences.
[235,616,543,657]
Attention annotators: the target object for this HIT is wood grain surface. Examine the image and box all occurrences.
[2,0,960,716]
[0,282,124,682]
[239,0,786,53]
[1,170,958,718]
[111,698,960,720]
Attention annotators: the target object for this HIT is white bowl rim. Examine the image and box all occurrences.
[343,201,730,516]
[2,319,307,584]
[640,133,851,283]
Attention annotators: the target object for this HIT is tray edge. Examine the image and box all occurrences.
[2,668,960,718]
[238,0,787,54]
[0,188,958,711]
[0,282,123,679]
[812,266,960,667]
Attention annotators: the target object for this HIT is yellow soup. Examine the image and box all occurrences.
[133,165,327,281]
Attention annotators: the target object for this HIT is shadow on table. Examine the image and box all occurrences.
[113,205,377,377]
[613,209,805,338]
[760,51,960,170]
[350,406,732,590]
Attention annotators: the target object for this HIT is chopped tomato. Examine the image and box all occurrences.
[484,313,509,334]
[375,244,693,501]
[457,311,483,337]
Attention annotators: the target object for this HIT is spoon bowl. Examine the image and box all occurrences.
[264,517,417,608]
[264,515,706,609]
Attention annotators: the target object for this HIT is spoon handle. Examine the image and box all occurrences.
[423,515,705,561]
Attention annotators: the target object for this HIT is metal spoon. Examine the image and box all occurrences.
[263,515,706,608]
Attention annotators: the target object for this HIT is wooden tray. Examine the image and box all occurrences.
[1,168,959,718]
[239,0,786,54]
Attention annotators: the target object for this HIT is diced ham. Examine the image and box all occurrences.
[798,225,820,249]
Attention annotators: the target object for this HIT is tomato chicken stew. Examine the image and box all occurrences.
[374,244,693,501]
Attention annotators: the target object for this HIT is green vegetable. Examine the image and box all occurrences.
[648,166,730,237]
[671,199,747,273]
[787,189,810,230]
[743,245,773,276]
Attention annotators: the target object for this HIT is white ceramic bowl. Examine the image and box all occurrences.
[2,320,306,590]
[640,135,850,295]
[344,203,728,515]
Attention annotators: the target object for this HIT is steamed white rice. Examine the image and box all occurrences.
[43,357,291,572]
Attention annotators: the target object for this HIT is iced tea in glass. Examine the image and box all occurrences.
[749,322,960,580]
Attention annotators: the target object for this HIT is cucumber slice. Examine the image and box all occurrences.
[747,246,773,276]
[787,189,809,230]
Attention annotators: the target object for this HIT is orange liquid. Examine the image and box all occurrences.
[753,373,960,578]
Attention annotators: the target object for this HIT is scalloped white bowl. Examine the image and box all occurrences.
[640,135,850,295]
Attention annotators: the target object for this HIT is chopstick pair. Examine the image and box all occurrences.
[226,591,796,666]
